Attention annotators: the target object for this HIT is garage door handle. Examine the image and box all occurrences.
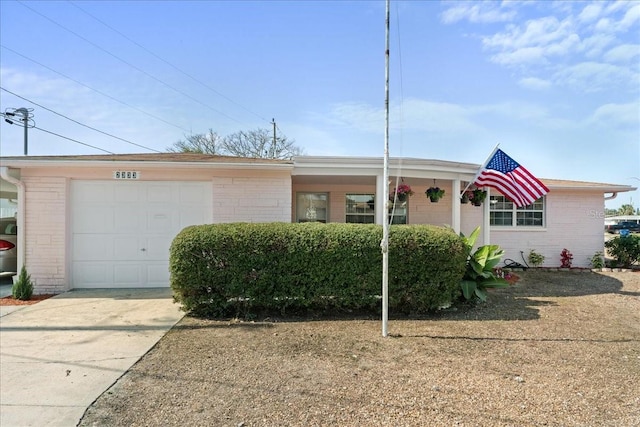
[140,248,147,252]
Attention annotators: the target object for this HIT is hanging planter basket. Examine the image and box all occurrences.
[470,189,487,206]
[425,187,445,203]
[461,192,470,204]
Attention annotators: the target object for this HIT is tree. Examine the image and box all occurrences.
[618,204,636,216]
[167,129,223,154]
[168,127,303,160]
[222,128,302,159]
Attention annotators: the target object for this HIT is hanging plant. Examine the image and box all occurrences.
[469,188,487,206]
[425,187,445,202]
[391,183,413,202]
[460,191,470,204]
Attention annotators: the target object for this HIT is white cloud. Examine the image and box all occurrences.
[518,77,552,90]
[491,46,547,66]
[619,4,640,30]
[588,102,640,128]
[554,61,637,92]
[440,1,516,24]
[603,44,640,63]
[578,3,604,24]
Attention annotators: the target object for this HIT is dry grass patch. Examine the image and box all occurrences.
[80,270,640,427]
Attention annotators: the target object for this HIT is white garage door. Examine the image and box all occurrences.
[71,180,212,288]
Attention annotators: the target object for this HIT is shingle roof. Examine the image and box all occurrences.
[0,152,292,164]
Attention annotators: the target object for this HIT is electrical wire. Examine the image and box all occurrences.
[67,0,272,125]
[32,126,115,154]
[0,44,192,133]
[1,87,162,153]
[16,0,249,127]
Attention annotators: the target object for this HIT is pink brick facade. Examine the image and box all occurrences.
[1,154,634,292]
[23,176,68,294]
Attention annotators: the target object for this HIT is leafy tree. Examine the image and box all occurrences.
[168,129,222,154]
[618,204,636,216]
[168,127,303,160]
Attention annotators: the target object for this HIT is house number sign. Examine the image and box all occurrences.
[113,171,140,180]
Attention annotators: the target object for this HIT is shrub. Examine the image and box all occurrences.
[590,251,604,269]
[170,222,467,318]
[527,249,545,267]
[560,248,573,268]
[604,234,640,268]
[459,227,510,302]
[12,266,33,301]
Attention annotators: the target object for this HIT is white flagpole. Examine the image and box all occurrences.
[381,0,390,338]
[460,143,501,196]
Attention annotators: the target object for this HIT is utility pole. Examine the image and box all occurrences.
[271,118,277,158]
[2,107,34,155]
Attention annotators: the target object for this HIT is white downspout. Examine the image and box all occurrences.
[0,167,25,275]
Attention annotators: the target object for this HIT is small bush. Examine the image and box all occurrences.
[590,251,604,269]
[604,235,640,268]
[12,266,34,301]
[560,248,573,268]
[527,249,545,267]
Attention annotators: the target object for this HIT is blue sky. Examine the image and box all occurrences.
[1,0,638,209]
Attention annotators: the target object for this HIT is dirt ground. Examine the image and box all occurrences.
[79,270,640,427]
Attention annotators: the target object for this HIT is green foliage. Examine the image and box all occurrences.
[604,234,640,268]
[459,227,509,302]
[12,266,33,301]
[590,251,604,269]
[170,223,467,318]
[527,249,545,267]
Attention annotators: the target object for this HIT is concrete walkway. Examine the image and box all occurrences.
[0,288,185,427]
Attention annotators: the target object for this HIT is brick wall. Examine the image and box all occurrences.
[213,176,291,223]
[491,190,605,268]
[23,176,69,294]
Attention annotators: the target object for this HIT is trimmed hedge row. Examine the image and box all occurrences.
[170,222,467,318]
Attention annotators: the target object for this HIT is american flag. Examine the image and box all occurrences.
[473,149,549,207]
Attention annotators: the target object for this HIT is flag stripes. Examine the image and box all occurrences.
[473,149,549,208]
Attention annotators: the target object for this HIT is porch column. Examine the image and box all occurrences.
[452,178,461,233]
[483,187,491,245]
[375,174,385,225]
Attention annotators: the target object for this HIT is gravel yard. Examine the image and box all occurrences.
[79,270,640,427]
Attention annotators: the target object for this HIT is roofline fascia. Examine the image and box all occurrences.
[0,159,294,171]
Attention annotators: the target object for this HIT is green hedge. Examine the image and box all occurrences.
[170,222,467,318]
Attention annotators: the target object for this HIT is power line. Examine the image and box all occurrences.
[68,0,272,125]
[17,0,250,127]
[0,44,191,133]
[32,126,115,154]
[1,87,162,153]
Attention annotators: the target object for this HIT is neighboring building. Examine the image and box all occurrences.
[0,153,635,294]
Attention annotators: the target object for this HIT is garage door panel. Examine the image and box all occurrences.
[112,236,142,260]
[113,264,142,285]
[73,235,113,261]
[114,183,140,202]
[146,263,170,287]
[114,206,143,232]
[72,180,212,288]
[74,206,114,233]
[73,263,113,287]
[74,182,114,203]
[144,236,172,260]
[146,210,174,233]
[147,184,174,203]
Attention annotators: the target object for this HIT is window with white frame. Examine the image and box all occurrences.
[346,194,375,224]
[296,193,328,223]
[489,195,545,227]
